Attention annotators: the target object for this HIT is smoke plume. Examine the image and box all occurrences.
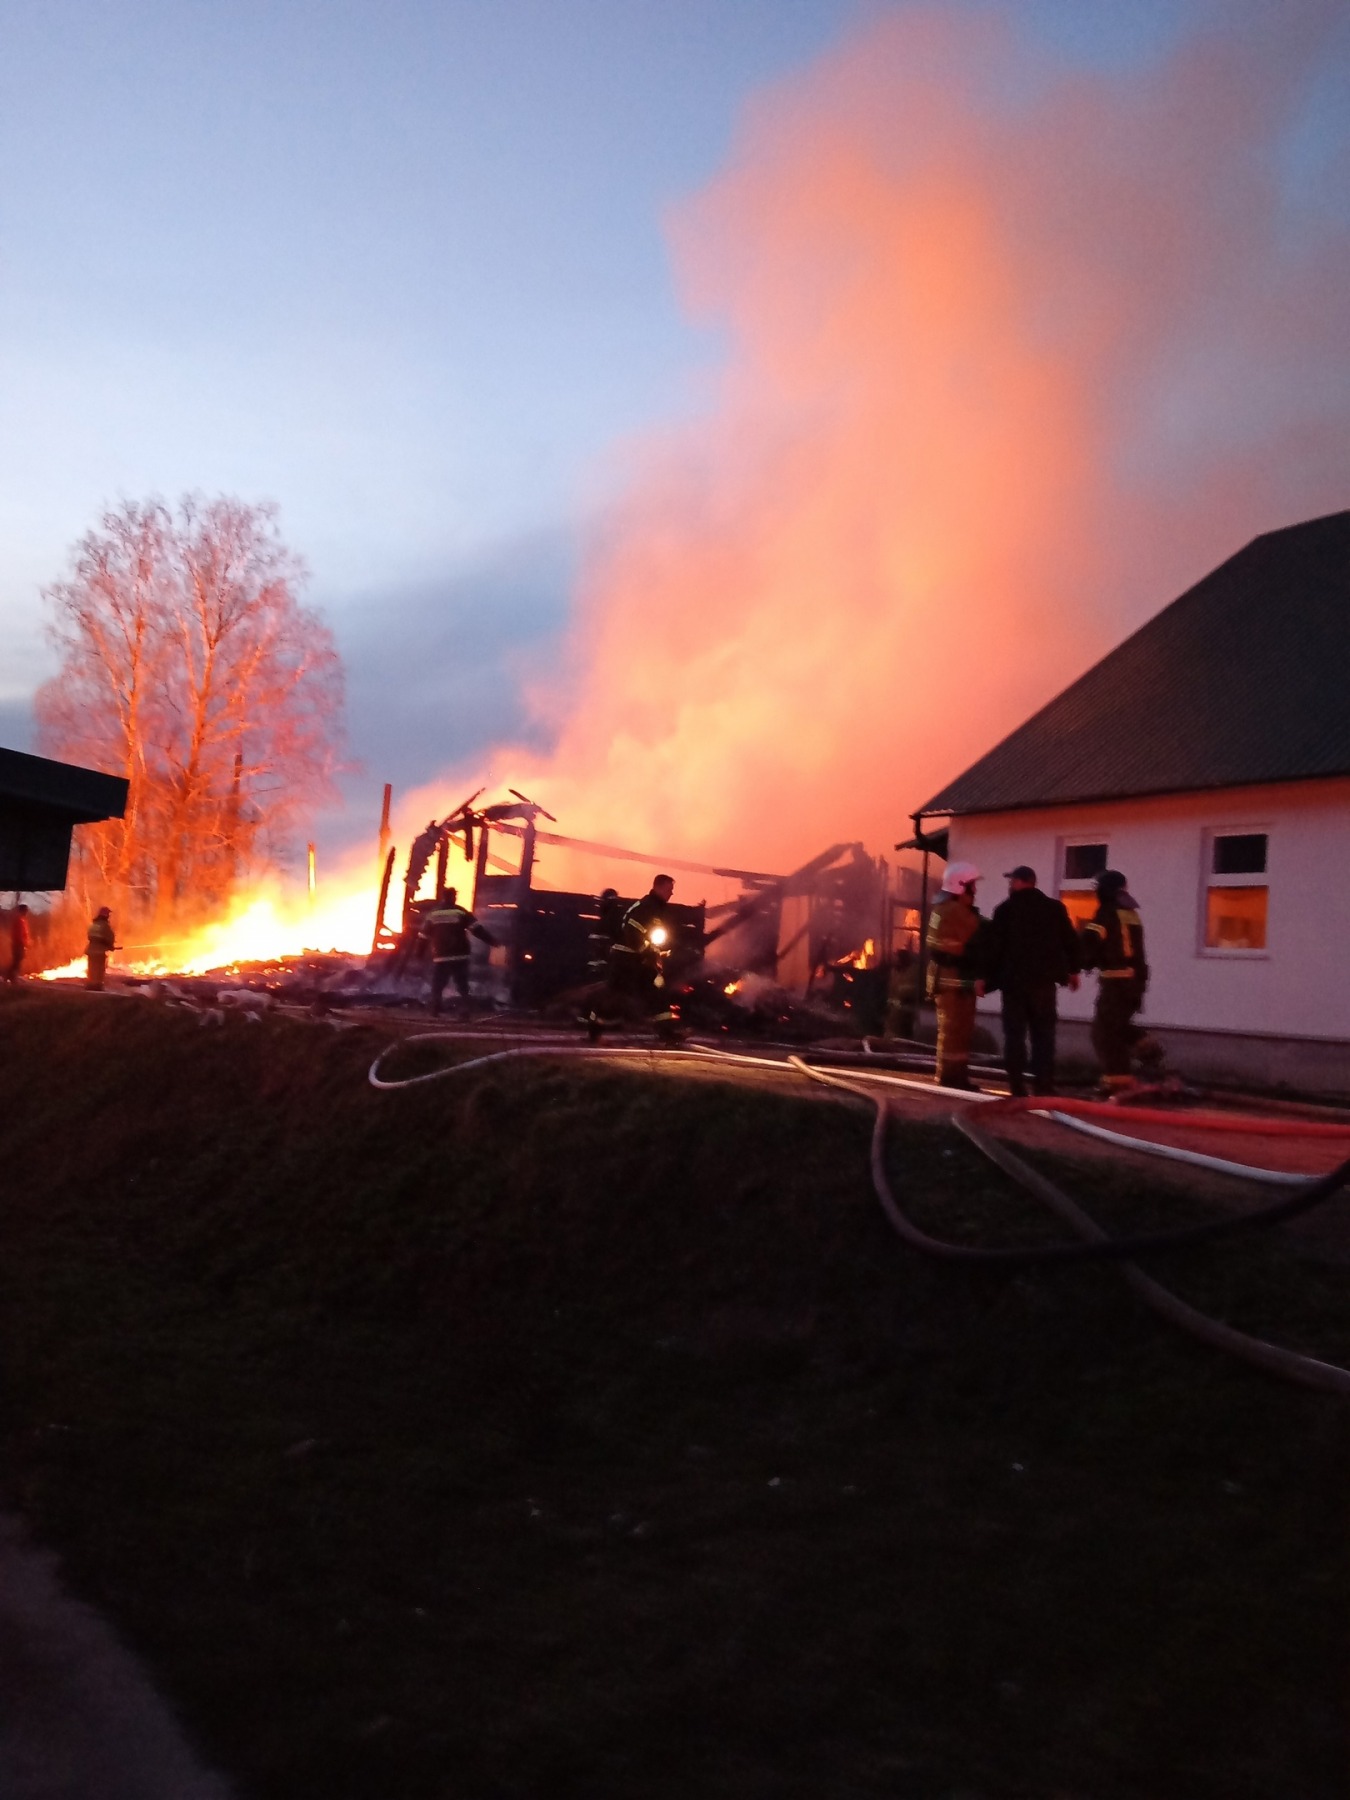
[416,5,1350,875]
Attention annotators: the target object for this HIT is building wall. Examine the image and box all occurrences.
[944,777,1350,1045]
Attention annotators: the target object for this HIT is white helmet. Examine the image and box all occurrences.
[941,860,981,892]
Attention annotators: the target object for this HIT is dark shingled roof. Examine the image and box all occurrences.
[916,509,1350,818]
[0,746,128,822]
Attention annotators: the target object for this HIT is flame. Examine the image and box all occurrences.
[831,936,876,971]
[41,876,380,981]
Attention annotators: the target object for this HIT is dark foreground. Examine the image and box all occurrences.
[0,990,1345,1799]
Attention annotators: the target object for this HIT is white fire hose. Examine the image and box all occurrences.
[366,1032,1350,1396]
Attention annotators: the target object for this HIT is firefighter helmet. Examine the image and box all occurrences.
[941,861,981,892]
[1096,868,1128,896]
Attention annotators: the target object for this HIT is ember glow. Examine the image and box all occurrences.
[418,8,1350,876]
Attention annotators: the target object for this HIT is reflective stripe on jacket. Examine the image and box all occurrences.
[926,894,983,996]
[1079,902,1147,986]
[422,906,489,962]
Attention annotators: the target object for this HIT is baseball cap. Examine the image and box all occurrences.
[1003,865,1036,883]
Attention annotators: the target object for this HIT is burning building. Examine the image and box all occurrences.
[370,787,921,1013]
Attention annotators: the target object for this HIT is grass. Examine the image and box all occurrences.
[0,987,1346,1799]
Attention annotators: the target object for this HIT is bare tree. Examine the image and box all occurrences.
[37,496,343,928]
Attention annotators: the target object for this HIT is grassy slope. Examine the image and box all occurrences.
[0,989,1345,1800]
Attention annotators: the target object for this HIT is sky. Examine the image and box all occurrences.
[2,0,1347,884]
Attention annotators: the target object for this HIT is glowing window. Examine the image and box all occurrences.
[1203,831,1269,952]
[1059,839,1108,927]
[1059,890,1099,928]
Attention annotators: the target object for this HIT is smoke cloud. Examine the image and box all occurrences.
[410,5,1350,877]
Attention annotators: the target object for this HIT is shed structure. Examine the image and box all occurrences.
[0,746,129,892]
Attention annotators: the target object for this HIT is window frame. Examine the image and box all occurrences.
[1199,825,1271,958]
[1057,835,1110,929]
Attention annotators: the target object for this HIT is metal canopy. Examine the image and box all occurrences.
[0,746,128,890]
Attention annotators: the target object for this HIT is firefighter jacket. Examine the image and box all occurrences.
[422,905,494,962]
[596,894,626,943]
[925,893,983,997]
[86,916,115,954]
[1079,896,1148,991]
[620,892,672,957]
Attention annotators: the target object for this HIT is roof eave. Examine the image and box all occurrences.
[914,766,1350,821]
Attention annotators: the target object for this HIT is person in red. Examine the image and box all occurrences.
[7,903,30,983]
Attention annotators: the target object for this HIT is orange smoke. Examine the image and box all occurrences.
[415,7,1350,875]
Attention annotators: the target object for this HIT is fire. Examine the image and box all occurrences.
[831,937,876,972]
[41,876,379,981]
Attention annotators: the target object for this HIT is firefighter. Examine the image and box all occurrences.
[7,902,30,983]
[588,887,626,977]
[883,945,919,1041]
[596,873,682,1042]
[1078,868,1165,1094]
[925,861,985,1090]
[85,906,117,990]
[419,887,497,1015]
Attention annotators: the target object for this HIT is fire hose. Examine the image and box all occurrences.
[366,1033,1350,1395]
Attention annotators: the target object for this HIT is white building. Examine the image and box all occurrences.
[912,510,1350,1094]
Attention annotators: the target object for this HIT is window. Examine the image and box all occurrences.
[1204,830,1268,952]
[1063,842,1108,881]
[1059,839,1108,928]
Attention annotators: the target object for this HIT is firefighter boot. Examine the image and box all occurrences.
[938,1064,982,1093]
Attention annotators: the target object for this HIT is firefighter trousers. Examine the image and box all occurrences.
[1091,980,1146,1084]
[934,989,977,1086]
[429,956,470,1014]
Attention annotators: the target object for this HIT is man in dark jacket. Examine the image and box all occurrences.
[980,865,1080,1097]
[420,888,497,1015]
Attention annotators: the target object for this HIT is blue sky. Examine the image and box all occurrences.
[0,0,1285,858]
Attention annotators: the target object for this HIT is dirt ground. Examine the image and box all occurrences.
[3,986,1348,1799]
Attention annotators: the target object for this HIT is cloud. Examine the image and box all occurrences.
[315,526,574,851]
[0,697,34,755]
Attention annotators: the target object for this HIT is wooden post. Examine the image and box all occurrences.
[371,846,395,955]
[510,815,538,1001]
[878,856,891,966]
[377,783,392,868]
[472,818,490,913]
[916,847,931,1013]
[434,833,449,904]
